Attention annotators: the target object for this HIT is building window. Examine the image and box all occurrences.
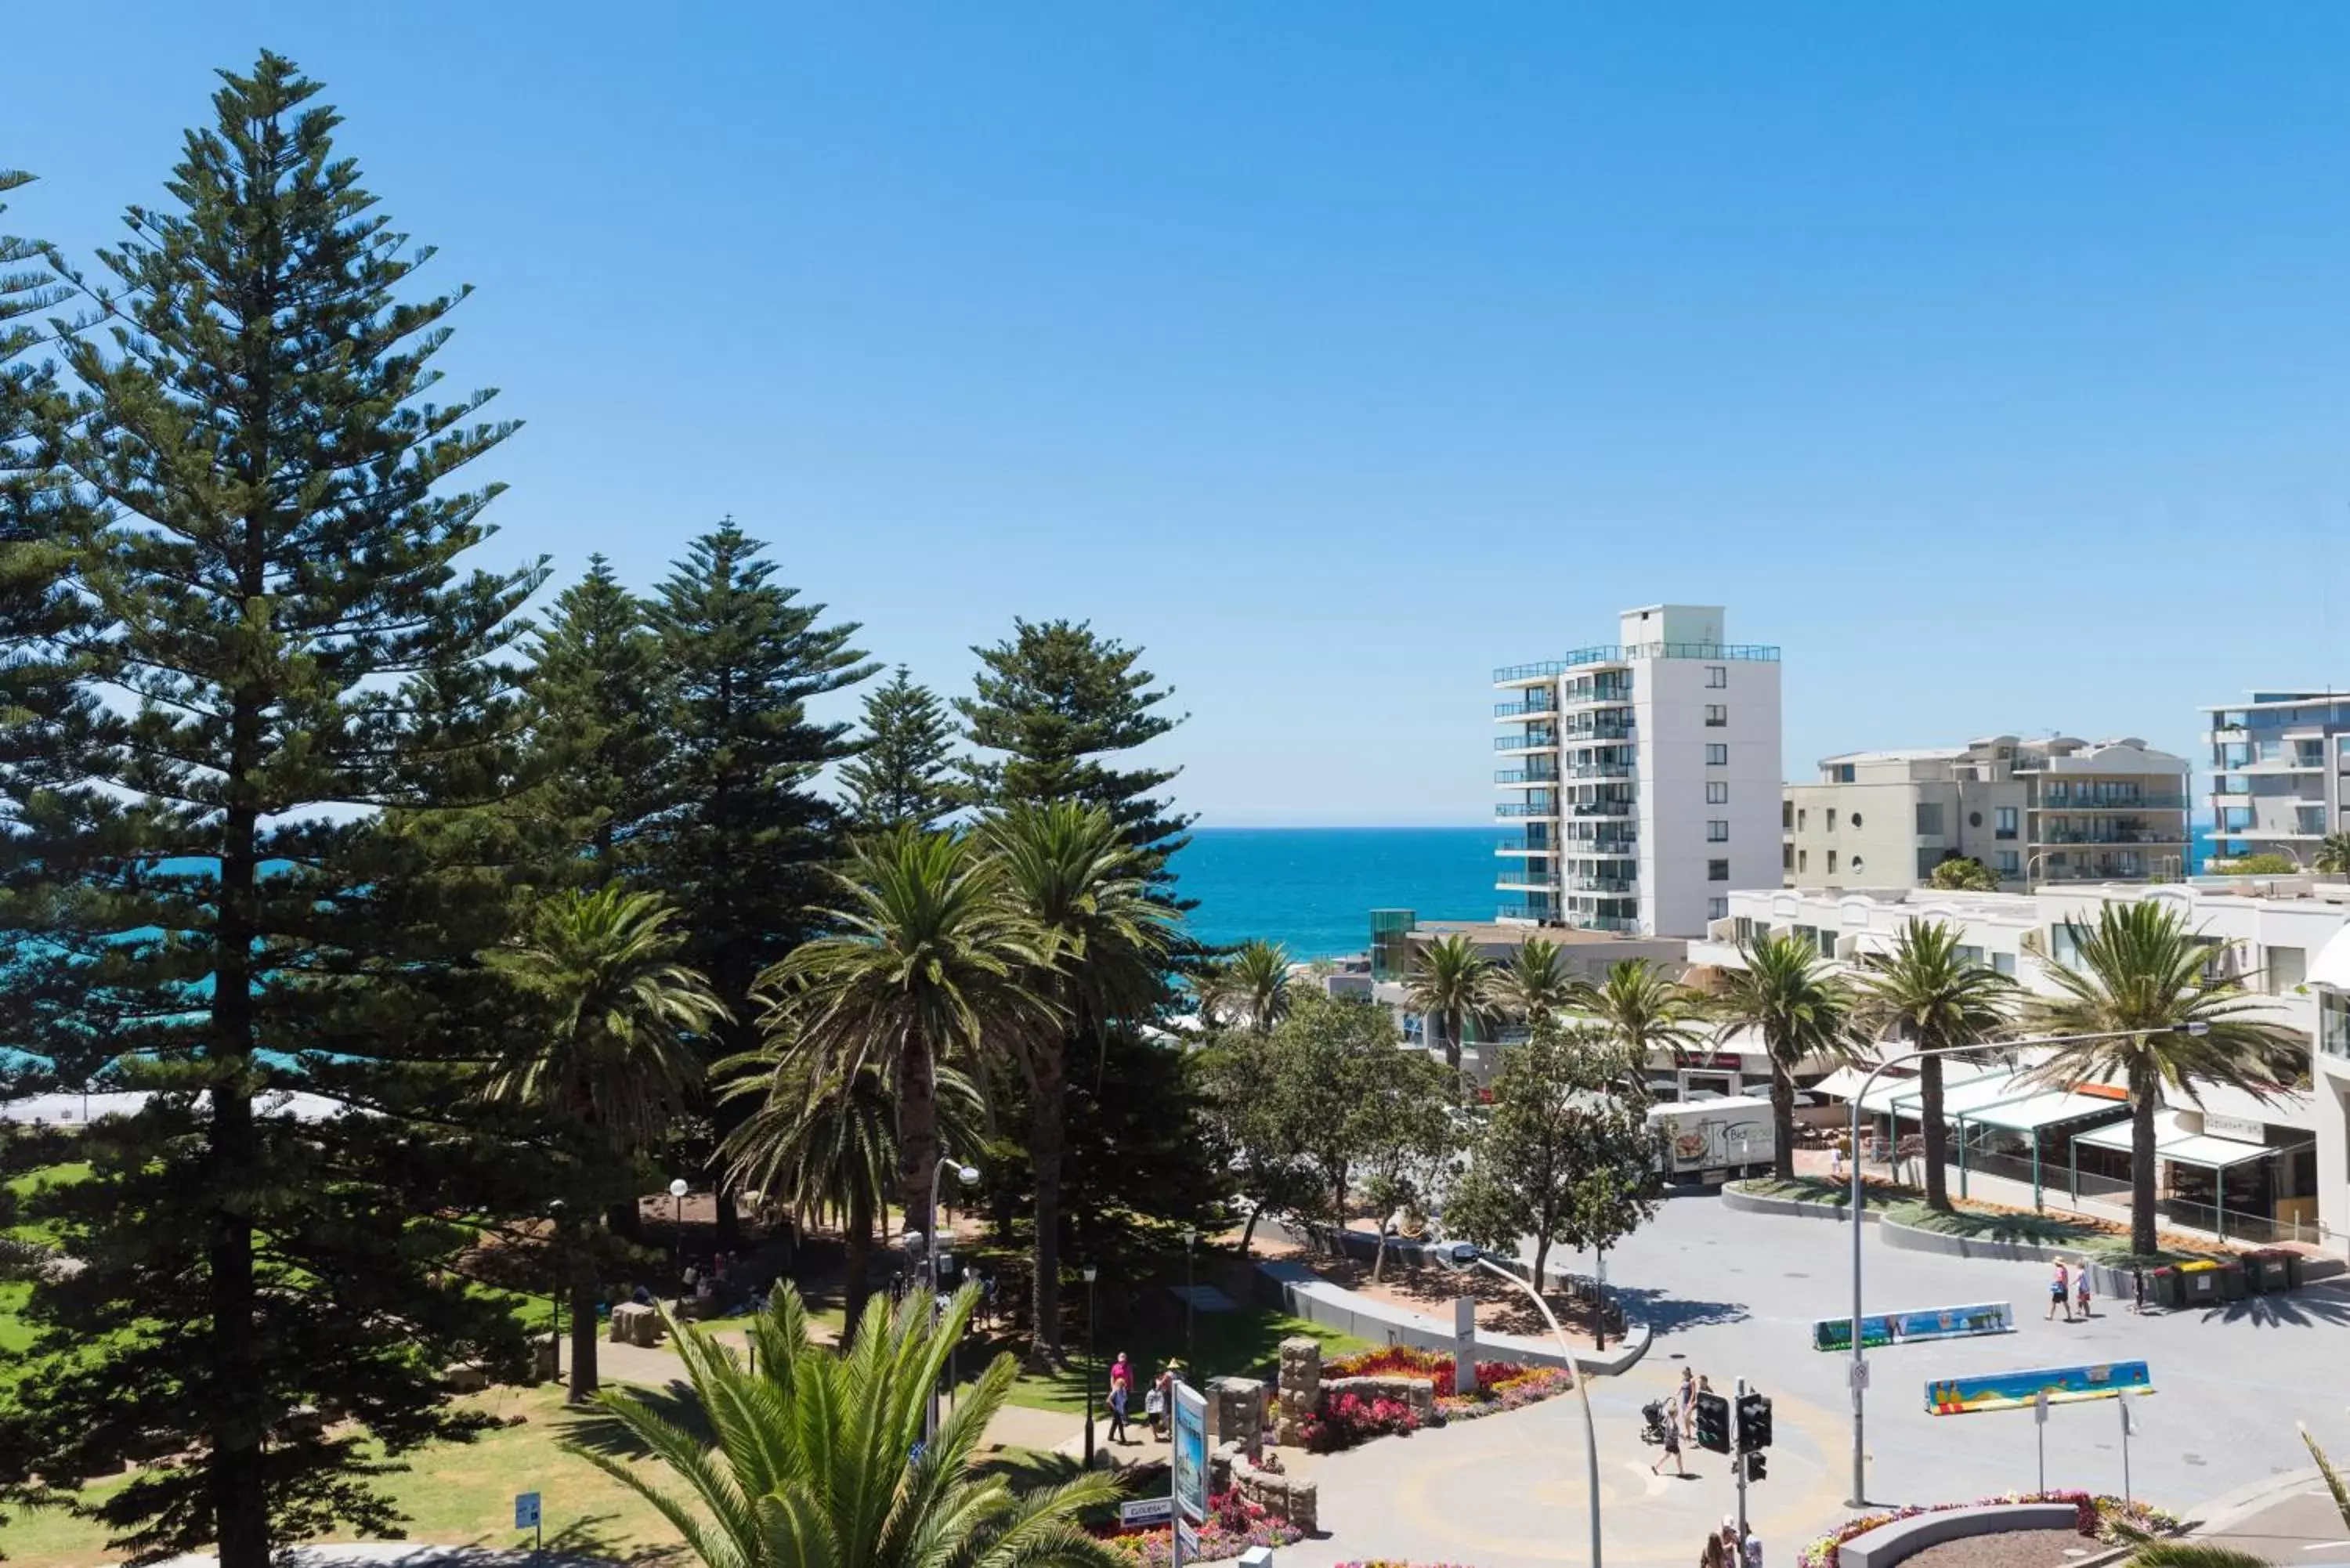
[2323,989,2350,1060]
[1992,952,2017,977]
[1997,850,2019,875]
[2268,946,2307,993]
[1995,806,2019,840]
[1706,665,1727,688]
[1705,704,1727,727]
[1827,809,1838,832]
[1798,849,1808,872]
[1708,858,1730,882]
[1707,782,1730,804]
[1798,807,1807,830]
[1917,803,1944,836]
[1849,856,1864,873]
[1712,743,1731,767]
[1708,820,1730,842]
[1827,850,1838,875]
[1708,897,1729,919]
[1956,944,1984,966]
[1783,841,1794,870]
[1850,813,1864,829]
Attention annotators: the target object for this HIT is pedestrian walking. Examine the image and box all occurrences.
[1147,1364,1172,1439]
[1678,1367,1697,1438]
[1651,1414,1687,1478]
[1743,1526,1763,1568]
[2131,1266,2148,1315]
[2075,1260,2094,1321]
[2048,1258,2072,1322]
[1109,1351,1133,1443]
[1699,1529,1724,1568]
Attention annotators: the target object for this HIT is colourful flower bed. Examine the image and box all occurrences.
[1796,1491,2178,1568]
[1097,1490,1304,1567]
[1320,1345,1574,1429]
[1301,1388,1423,1451]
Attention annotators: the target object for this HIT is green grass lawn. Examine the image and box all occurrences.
[0,1382,694,1568]
[5,1162,89,1248]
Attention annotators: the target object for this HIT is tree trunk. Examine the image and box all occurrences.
[2129,1075,2160,1259]
[897,1024,940,1260]
[1238,1204,1260,1255]
[567,1272,600,1402]
[211,790,269,1568]
[1770,1059,1796,1180]
[1444,1010,1462,1094]
[1372,1223,1390,1282]
[841,1183,874,1346]
[1027,1033,1070,1367]
[1593,1246,1607,1353]
[1531,1235,1551,1287]
[1918,1053,1951,1211]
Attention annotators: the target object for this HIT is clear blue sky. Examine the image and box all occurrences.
[10,4,2349,825]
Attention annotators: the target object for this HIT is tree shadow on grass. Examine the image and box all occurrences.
[555,1383,711,1461]
[541,1511,693,1566]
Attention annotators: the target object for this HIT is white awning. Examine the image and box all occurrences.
[1961,1088,2131,1134]
[2075,1111,2275,1170]
[1810,1065,1875,1101]
[1855,1065,2001,1115]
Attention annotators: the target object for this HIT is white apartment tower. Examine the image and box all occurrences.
[2205,690,2350,862]
[1493,604,1781,938]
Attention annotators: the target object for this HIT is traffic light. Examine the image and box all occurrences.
[1737,1392,1773,1451]
[1694,1390,1731,1454]
[1744,1451,1768,1483]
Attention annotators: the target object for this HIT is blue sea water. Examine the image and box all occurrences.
[1170,827,1495,959]
[1171,822,2225,961]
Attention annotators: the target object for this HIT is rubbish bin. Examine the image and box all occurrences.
[2216,1258,2249,1301]
[2142,1266,2176,1309]
[2247,1250,2292,1295]
[2286,1252,2308,1290]
[2178,1259,2222,1306]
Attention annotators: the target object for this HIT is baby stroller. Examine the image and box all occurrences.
[1640,1398,1671,1446]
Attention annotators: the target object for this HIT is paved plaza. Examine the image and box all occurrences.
[1285,1191,2350,1568]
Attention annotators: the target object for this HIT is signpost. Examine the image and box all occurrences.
[1172,1380,1207,1568]
[1925,1360,2153,1416]
[515,1491,543,1555]
[1813,1302,2012,1353]
[2033,1389,2048,1491]
[1121,1498,1175,1526]
[2119,1390,2137,1502]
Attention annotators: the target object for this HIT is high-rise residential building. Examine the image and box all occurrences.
[2205,690,2350,862]
[1492,604,1781,938]
[1781,735,2192,891]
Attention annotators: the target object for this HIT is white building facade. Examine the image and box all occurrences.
[1692,879,2349,1253]
[1494,605,1781,938]
[2205,689,2350,862]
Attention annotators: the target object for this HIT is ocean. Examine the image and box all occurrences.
[1170,822,2225,961]
[1170,827,1496,959]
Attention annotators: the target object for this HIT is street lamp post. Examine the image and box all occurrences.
[1444,1243,1602,1568]
[1182,1226,1198,1369]
[668,1177,689,1293]
[1082,1262,1101,1469]
[1843,1024,2210,1506]
[919,1156,981,1444]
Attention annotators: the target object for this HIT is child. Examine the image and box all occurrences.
[2075,1259,2094,1321]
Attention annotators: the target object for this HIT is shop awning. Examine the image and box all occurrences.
[1810,1065,1875,1101]
[1960,1086,2131,1135]
[1855,1065,2001,1115]
[2075,1112,2274,1170]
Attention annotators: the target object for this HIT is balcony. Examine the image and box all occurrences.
[1491,643,1780,682]
[1495,732,1560,752]
[1566,875,1636,894]
[2035,826,2187,847]
[1495,837,1554,856]
[1495,801,1560,819]
[1567,914,1643,934]
[1567,800,1636,818]
[1495,766,1560,786]
[1495,900,1556,922]
[1560,723,1637,743]
[1562,837,1639,857]
[1564,761,1636,780]
[1560,687,1634,710]
[1494,697,1558,719]
[1496,869,1560,893]
[2036,794,2191,811]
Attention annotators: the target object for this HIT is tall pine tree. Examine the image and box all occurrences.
[956,618,1193,887]
[643,525,874,1241]
[839,664,956,833]
[523,555,667,879]
[0,59,543,1564]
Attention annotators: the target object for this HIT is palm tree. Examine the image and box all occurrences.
[2316,831,2350,876]
[1484,938,1578,1028]
[1574,958,1705,1077]
[2025,901,2303,1256]
[1198,938,1293,1034]
[759,829,1056,1255]
[1407,933,1495,1093]
[1709,934,1858,1179]
[580,1284,1124,1568]
[1851,919,2018,1212]
[985,800,1173,1366]
[716,1047,981,1341]
[485,886,727,1400]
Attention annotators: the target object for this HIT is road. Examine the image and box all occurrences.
[1288,1190,2350,1568]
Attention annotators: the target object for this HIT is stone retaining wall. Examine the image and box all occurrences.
[1835,1502,2081,1568]
[1253,1257,1653,1375]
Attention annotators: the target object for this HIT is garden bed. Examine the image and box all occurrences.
[1799,1491,2178,1568]
[1095,1488,1305,1567]
[1300,1346,1573,1451]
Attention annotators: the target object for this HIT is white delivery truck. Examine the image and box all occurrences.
[1648,1094,1777,1183]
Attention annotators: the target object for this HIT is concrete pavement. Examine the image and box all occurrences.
[1285,1189,2350,1568]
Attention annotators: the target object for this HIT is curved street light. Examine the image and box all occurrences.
[1842,1023,2210,1506]
[1443,1241,1602,1568]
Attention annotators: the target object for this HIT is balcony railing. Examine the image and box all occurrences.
[1493,642,1780,682]
[1567,800,1636,818]
[1564,761,1636,780]
[1562,837,1639,856]
[1566,876,1636,894]
[1495,767,1560,785]
[1495,732,1560,750]
[1560,687,1635,708]
[1495,901,1555,922]
[1560,724,1636,742]
[1494,801,1560,818]
[2036,828,2186,846]
[1495,870,1560,891]
[1568,915,1643,934]
[2037,794,2191,811]
[1494,698,1558,718]
[1496,837,1554,854]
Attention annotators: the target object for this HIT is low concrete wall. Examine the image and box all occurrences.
[1252,1256,1652,1375]
[1835,1502,2081,1568]
[1721,1183,1882,1224]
